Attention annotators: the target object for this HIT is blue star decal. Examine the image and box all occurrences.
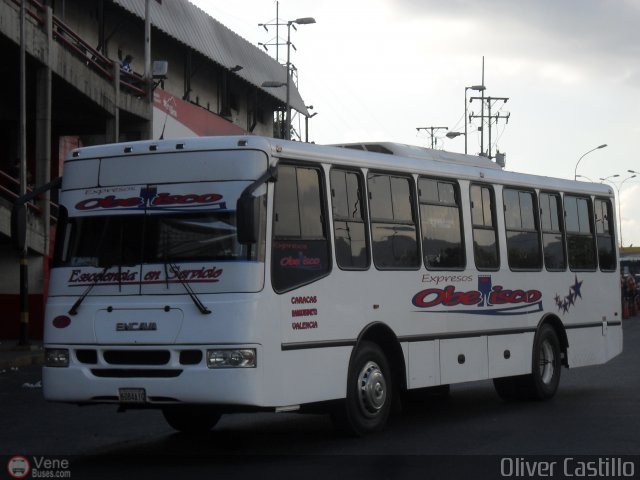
[570,276,583,299]
[554,276,584,316]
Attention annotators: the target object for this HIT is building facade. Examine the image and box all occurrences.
[0,0,308,338]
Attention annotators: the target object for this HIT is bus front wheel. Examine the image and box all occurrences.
[162,406,222,434]
[331,341,393,436]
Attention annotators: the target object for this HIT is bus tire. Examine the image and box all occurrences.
[494,325,562,401]
[331,341,392,436]
[162,406,221,434]
[527,324,562,400]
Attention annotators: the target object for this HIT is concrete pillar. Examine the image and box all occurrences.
[106,64,120,143]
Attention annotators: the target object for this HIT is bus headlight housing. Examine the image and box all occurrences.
[45,348,69,367]
[206,348,256,368]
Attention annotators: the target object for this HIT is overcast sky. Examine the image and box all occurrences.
[190,0,640,247]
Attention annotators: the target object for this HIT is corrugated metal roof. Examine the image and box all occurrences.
[112,0,308,116]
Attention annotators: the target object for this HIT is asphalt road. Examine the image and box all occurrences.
[2,319,639,479]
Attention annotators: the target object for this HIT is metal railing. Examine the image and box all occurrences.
[10,0,147,96]
[0,168,58,224]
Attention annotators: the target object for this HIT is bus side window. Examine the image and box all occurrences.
[539,192,567,271]
[564,195,597,271]
[470,184,499,270]
[330,169,370,269]
[272,164,330,292]
[594,198,616,271]
[418,177,465,269]
[503,188,542,270]
[367,173,420,270]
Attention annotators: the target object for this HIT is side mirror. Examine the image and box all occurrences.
[236,195,259,244]
[11,203,27,251]
[236,166,277,245]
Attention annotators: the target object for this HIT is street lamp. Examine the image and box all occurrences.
[465,85,485,154]
[573,144,607,180]
[446,131,464,149]
[599,174,619,183]
[576,174,595,182]
[305,107,318,143]
[605,174,637,247]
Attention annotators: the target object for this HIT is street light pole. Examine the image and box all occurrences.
[576,174,595,182]
[573,144,607,180]
[284,17,315,140]
[465,85,485,154]
[606,174,636,247]
[305,110,318,143]
[598,174,619,183]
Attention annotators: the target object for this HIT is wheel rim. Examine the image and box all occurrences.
[357,361,387,418]
[539,338,555,385]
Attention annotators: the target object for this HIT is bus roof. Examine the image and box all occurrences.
[67,135,614,197]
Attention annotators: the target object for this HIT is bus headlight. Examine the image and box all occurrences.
[206,349,256,368]
[45,348,69,367]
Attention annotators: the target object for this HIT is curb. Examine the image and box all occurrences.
[0,344,44,370]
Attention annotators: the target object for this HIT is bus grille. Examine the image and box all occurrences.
[103,350,170,365]
[91,369,182,378]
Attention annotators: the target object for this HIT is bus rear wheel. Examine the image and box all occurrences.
[331,341,393,436]
[493,324,562,401]
[162,406,222,434]
[529,324,562,400]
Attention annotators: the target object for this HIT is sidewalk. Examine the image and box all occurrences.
[0,339,44,370]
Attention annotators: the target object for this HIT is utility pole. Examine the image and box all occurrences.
[19,0,29,346]
[469,96,509,158]
[416,126,448,149]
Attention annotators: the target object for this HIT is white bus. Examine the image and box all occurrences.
[37,135,622,435]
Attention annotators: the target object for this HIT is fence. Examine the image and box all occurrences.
[10,0,147,96]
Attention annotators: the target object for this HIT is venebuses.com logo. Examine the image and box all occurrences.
[7,456,30,479]
[7,455,71,478]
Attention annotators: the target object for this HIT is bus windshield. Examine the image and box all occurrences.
[56,211,259,268]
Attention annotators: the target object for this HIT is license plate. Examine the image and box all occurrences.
[118,388,147,404]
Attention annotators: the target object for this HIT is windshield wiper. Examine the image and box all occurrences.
[167,262,211,315]
[68,265,110,315]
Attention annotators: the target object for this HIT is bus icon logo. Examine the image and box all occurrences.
[7,456,30,479]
